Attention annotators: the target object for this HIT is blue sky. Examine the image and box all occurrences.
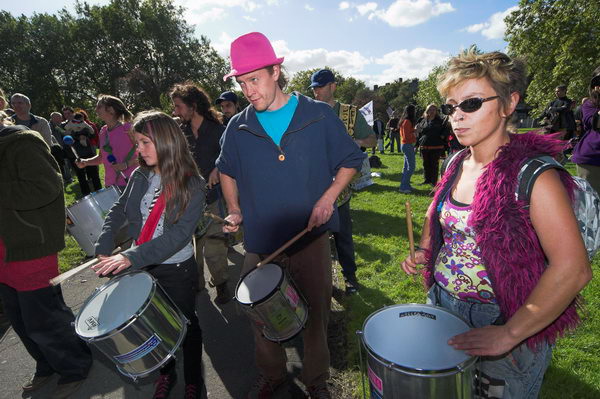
[8,0,519,86]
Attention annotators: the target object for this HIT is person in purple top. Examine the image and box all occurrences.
[571,67,600,194]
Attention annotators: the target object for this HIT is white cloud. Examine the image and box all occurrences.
[271,40,370,77]
[375,0,455,27]
[372,47,450,84]
[213,32,234,58]
[243,15,258,22]
[184,7,226,25]
[463,6,518,39]
[356,2,378,15]
[177,0,275,26]
[464,22,486,33]
[305,4,315,11]
[340,0,454,27]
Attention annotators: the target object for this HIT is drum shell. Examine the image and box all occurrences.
[75,272,187,378]
[360,304,477,399]
[66,186,128,256]
[236,264,308,343]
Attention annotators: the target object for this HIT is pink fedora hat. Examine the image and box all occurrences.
[223,32,284,81]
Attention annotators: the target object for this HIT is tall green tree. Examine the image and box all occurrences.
[0,0,230,118]
[505,0,600,115]
[415,65,445,111]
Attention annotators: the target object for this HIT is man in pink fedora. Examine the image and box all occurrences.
[216,32,365,399]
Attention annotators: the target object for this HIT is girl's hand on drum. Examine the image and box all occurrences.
[448,325,518,356]
[75,160,86,169]
[223,211,242,233]
[92,254,132,276]
[401,250,426,275]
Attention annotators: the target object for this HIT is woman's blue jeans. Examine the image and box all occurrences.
[400,143,415,191]
[427,283,552,399]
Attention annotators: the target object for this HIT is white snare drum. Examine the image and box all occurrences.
[66,186,123,256]
[235,263,308,343]
[75,271,187,379]
[358,304,477,399]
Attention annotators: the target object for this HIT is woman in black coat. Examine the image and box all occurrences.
[416,104,450,185]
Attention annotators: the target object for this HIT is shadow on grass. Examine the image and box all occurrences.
[351,208,411,239]
[380,170,425,183]
[541,365,600,399]
[354,242,392,263]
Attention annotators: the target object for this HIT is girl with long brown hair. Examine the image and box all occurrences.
[93,111,206,398]
[77,95,138,190]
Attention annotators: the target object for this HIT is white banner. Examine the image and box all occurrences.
[359,100,374,127]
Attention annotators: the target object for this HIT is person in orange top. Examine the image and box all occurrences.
[398,104,417,193]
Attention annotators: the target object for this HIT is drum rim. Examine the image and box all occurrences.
[359,303,477,375]
[234,263,284,306]
[75,270,158,341]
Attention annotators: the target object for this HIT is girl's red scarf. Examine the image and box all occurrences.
[136,193,166,245]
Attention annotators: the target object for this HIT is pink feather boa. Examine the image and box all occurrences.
[425,132,581,349]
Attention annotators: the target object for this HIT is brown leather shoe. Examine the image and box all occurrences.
[50,379,85,399]
[215,282,232,304]
[22,374,53,392]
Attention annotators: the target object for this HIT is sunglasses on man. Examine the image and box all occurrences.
[441,96,499,116]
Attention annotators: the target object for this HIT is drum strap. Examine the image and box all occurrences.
[136,192,165,245]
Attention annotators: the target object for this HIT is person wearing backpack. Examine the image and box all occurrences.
[571,67,600,195]
[401,51,592,399]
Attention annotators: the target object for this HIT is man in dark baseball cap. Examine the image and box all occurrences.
[215,91,239,126]
[309,68,376,296]
[308,69,336,89]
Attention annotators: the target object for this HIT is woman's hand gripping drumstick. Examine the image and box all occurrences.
[50,246,122,285]
[401,201,428,275]
[256,228,310,267]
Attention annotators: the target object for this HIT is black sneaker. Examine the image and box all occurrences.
[215,282,232,305]
[344,274,359,295]
[22,373,54,392]
[184,383,202,399]
[153,372,177,399]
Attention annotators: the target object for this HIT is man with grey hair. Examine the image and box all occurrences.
[10,93,52,148]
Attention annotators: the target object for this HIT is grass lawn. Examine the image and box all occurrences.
[340,151,599,398]
[58,153,599,398]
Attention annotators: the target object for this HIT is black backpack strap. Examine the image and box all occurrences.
[440,148,468,177]
[516,155,565,205]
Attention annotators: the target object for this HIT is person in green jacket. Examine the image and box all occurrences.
[0,112,92,398]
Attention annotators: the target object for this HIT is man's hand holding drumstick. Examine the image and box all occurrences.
[400,201,429,275]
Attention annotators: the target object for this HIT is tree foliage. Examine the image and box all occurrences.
[0,0,230,119]
[415,65,445,111]
[505,0,600,115]
[288,68,418,123]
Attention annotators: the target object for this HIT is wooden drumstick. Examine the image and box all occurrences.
[405,201,416,263]
[204,211,232,226]
[50,247,122,286]
[256,228,309,267]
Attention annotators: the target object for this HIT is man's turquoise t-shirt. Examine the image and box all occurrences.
[256,94,298,146]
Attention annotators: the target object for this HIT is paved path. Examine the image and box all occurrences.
[0,246,311,399]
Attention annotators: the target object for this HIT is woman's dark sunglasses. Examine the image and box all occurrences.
[441,96,499,116]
